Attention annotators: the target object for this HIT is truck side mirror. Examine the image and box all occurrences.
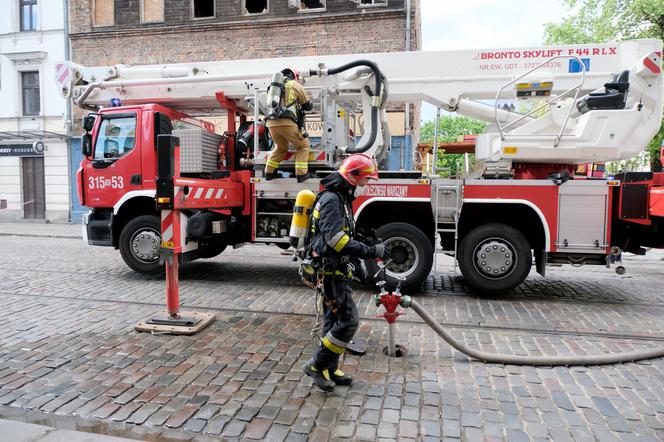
[81,133,92,157]
[82,115,96,132]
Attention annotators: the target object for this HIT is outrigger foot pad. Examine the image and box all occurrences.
[135,311,215,335]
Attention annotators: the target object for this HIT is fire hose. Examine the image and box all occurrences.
[373,265,664,366]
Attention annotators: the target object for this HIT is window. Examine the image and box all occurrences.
[141,0,164,22]
[192,0,214,18]
[21,72,40,116]
[20,0,38,31]
[93,0,114,27]
[359,0,387,5]
[94,116,136,160]
[243,0,267,15]
[298,0,325,11]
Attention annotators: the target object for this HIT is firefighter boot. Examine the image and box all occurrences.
[265,171,280,181]
[296,173,312,183]
[330,367,353,386]
[302,359,335,392]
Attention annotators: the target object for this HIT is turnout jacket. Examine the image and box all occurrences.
[310,172,375,260]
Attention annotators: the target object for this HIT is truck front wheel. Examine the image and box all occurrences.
[365,222,433,293]
[458,223,532,294]
[119,215,162,274]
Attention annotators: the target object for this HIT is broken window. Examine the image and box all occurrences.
[141,0,164,22]
[192,0,214,18]
[243,0,268,15]
[93,0,114,27]
[299,0,325,10]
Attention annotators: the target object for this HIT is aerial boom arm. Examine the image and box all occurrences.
[59,39,663,164]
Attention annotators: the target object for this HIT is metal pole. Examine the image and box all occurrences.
[253,88,260,173]
[388,323,396,357]
[166,254,180,318]
[403,0,412,171]
[432,107,440,175]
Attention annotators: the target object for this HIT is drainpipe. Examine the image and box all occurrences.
[63,0,72,135]
[63,0,74,223]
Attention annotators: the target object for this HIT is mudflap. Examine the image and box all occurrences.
[535,249,546,277]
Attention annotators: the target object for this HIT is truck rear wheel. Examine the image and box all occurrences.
[458,223,532,294]
[119,215,162,274]
[365,222,433,293]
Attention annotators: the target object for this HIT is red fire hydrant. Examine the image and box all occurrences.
[373,283,411,357]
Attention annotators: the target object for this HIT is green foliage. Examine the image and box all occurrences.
[420,116,486,177]
[545,0,664,171]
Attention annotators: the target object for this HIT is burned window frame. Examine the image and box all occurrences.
[242,0,269,16]
[298,0,326,12]
[191,0,216,19]
[357,0,388,7]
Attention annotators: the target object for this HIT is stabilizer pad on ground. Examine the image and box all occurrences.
[135,311,215,335]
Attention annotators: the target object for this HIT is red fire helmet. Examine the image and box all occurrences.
[281,67,300,81]
[338,153,379,186]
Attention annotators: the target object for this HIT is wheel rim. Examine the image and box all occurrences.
[472,237,517,280]
[130,228,161,263]
[384,236,419,279]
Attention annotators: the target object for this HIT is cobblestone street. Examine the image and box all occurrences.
[0,228,664,441]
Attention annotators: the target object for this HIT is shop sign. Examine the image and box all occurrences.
[0,142,45,157]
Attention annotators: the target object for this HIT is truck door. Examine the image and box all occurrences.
[84,112,141,207]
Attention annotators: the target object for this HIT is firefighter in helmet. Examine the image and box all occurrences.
[265,68,314,183]
[303,153,391,392]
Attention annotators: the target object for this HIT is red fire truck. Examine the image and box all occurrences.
[59,40,664,294]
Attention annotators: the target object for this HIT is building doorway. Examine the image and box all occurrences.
[22,156,45,219]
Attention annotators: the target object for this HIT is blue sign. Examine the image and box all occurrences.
[569,58,591,73]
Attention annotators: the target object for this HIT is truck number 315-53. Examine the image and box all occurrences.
[89,176,124,190]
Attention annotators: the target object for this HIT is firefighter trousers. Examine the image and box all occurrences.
[314,275,359,370]
[265,120,310,176]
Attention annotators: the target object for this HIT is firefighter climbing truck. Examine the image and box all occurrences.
[59,39,664,294]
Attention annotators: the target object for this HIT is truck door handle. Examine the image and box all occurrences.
[131,174,142,185]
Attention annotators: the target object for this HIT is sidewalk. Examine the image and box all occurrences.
[0,222,83,239]
[0,418,138,442]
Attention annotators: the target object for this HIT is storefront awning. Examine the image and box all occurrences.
[0,130,70,142]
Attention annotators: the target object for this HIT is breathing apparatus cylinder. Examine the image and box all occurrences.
[289,189,316,249]
[266,71,285,119]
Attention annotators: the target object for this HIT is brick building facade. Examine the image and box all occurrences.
[70,1,420,63]
[66,0,421,192]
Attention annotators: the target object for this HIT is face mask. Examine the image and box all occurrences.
[354,185,365,198]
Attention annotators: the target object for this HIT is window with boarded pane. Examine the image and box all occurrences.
[192,0,214,18]
[20,0,38,31]
[142,0,164,23]
[22,72,40,117]
[93,0,114,26]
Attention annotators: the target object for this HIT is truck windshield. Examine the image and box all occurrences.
[95,116,136,160]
